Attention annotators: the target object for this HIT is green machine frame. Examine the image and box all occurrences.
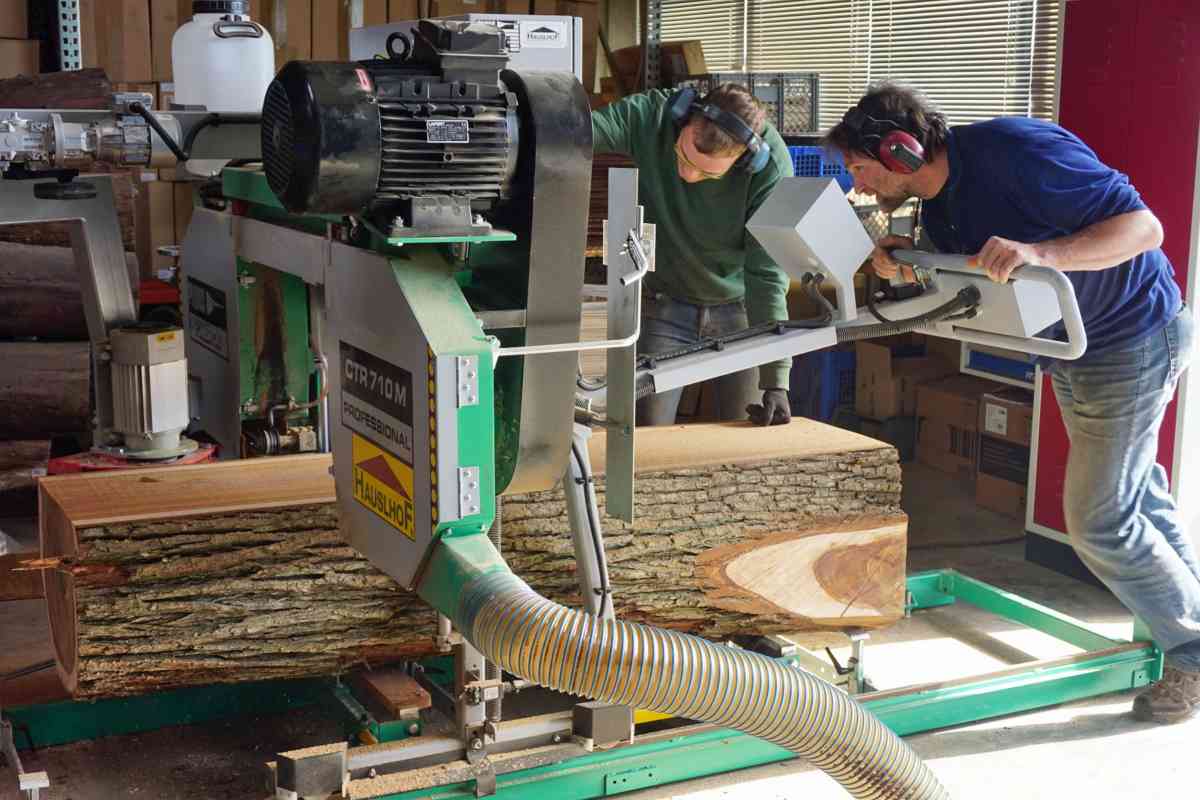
[6,570,1160,798]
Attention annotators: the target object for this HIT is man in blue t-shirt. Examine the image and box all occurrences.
[825,82,1197,723]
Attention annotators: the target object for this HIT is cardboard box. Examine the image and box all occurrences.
[174,182,195,246]
[855,335,956,421]
[0,39,38,80]
[916,375,1005,478]
[389,0,420,20]
[274,0,312,68]
[149,0,185,81]
[975,387,1035,518]
[99,0,153,82]
[661,40,707,82]
[314,0,350,59]
[0,0,27,39]
[135,180,177,280]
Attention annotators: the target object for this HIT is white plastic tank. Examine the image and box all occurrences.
[172,0,275,176]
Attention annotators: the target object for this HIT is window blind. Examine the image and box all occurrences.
[658,0,1064,131]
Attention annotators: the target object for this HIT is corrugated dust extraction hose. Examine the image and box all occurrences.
[449,568,951,800]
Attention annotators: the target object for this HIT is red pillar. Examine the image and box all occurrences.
[1029,0,1200,553]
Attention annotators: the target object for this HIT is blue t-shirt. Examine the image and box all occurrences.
[920,117,1181,357]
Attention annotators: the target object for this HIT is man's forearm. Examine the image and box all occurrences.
[1035,209,1164,271]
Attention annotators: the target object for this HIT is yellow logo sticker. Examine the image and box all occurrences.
[156,331,177,343]
[352,434,416,540]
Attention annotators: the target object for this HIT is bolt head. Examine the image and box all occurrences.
[471,738,483,750]
[408,723,420,736]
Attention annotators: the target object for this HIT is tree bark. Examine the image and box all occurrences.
[0,243,140,339]
[0,342,91,438]
[38,423,907,699]
[0,68,112,108]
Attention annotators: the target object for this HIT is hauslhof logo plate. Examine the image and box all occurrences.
[340,341,414,464]
[352,434,416,540]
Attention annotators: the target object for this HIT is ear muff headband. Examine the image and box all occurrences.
[668,87,771,175]
[843,105,926,174]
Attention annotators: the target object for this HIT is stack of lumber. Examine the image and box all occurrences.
[37,420,906,699]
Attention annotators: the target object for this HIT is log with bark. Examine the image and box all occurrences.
[0,243,141,340]
[0,68,113,109]
[0,342,91,438]
[37,421,906,699]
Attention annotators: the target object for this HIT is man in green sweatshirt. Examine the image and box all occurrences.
[592,83,795,426]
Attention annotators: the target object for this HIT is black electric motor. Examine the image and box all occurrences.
[260,19,519,232]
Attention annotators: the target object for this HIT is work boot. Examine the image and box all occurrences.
[1132,666,1200,724]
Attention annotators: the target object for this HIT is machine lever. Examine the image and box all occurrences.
[893,250,1088,360]
[618,229,650,287]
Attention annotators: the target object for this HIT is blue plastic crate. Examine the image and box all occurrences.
[788,145,853,192]
[790,347,857,422]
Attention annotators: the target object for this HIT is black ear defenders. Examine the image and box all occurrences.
[667,86,772,175]
[842,105,926,174]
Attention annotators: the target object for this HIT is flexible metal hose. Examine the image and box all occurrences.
[453,569,949,800]
[485,499,503,722]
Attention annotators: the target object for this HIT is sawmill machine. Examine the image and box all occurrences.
[0,17,1097,800]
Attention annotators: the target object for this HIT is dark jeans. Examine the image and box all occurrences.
[636,292,759,426]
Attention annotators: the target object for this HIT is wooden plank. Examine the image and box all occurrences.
[37,453,336,527]
[352,668,433,718]
[589,419,892,476]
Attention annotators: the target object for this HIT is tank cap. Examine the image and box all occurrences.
[193,0,248,13]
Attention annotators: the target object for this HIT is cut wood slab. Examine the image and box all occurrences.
[0,342,91,438]
[39,421,906,699]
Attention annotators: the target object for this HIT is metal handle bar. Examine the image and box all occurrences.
[894,250,1087,360]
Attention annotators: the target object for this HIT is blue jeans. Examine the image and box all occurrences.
[1051,306,1200,670]
[637,292,760,426]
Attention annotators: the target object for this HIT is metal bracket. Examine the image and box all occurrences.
[458,467,481,518]
[1,715,50,800]
[457,355,480,407]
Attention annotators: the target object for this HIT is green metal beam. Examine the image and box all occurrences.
[369,640,1159,800]
[906,569,957,612]
[5,679,327,750]
[933,570,1119,652]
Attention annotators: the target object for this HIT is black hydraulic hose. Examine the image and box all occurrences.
[837,285,981,342]
[452,568,950,799]
[866,271,896,324]
[128,102,261,163]
[570,440,611,619]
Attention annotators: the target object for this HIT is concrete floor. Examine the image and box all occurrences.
[1,462,1193,799]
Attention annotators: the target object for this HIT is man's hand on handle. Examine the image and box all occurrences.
[747,388,791,426]
[968,236,1041,283]
[868,235,917,283]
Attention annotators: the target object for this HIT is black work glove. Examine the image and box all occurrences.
[746,388,791,426]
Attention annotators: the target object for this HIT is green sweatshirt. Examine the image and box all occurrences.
[591,89,794,390]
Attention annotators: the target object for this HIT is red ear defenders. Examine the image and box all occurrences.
[842,106,926,174]
[668,87,772,175]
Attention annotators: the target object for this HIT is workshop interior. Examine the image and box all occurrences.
[0,2,1198,800]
